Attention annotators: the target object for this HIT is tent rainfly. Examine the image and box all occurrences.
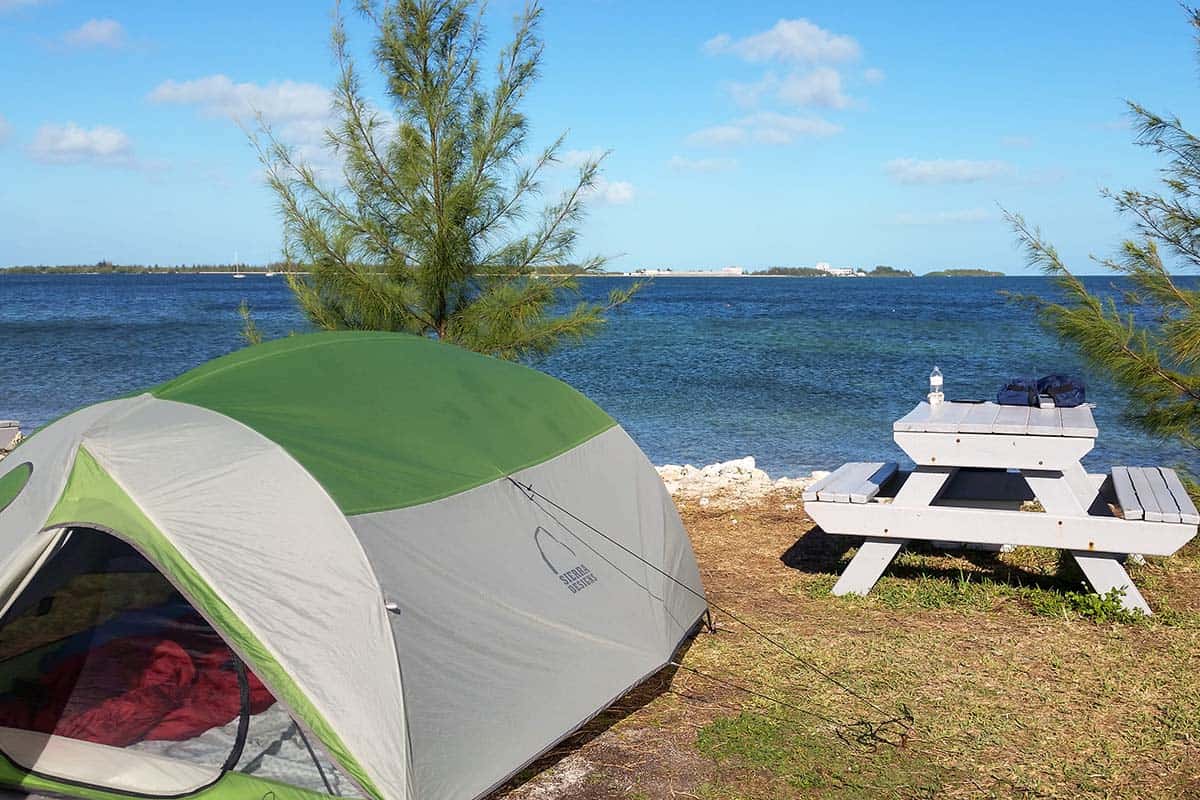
[0,331,707,800]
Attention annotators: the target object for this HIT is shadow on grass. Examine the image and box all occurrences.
[780,526,1088,596]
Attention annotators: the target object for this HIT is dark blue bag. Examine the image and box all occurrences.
[997,377,1037,406]
[1037,374,1086,408]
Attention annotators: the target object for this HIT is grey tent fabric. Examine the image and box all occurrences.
[352,428,706,800]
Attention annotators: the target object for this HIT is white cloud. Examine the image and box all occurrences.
[667,155,738,173]
[685,124,747,147]
[894,208,992,225]
[699,19,871,146]
[885,158,1011,185]
[546,148,631,204]
[62,18,126,48]
[149,74,335,171]
[863,67,886,84]
[0,115,10,145]
[704,19,860,64]
[148,75,330,123]
[745,112,842,144]
[724,76,773,108]
[584,176,634,205]
[687,113,841,147]
[726,67,852,110]
[560,148,607,168]
[776,67,850,109]
[29,122,134,166]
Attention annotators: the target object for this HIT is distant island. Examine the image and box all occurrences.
[1,261,1006,279]
[922,268,1004,277]
[0,261,282,275]
[757,265,916,278]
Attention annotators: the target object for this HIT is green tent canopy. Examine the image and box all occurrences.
[0,332,706,800]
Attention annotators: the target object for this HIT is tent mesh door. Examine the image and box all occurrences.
[0,528,361,797]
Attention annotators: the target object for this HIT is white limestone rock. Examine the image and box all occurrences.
[656,456,823,507]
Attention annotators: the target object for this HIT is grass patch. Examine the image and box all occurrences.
[498,498,1200,800]
[697,712,948,798]
[799,543,1200,626]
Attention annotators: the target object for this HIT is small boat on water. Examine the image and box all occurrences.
[233,272,246,279]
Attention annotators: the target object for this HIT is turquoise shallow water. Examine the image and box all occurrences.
[0,273,1194,477]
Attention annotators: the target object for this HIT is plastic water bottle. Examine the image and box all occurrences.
[928,366,944,406]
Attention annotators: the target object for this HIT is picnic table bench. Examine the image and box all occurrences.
[804,400,1198,614]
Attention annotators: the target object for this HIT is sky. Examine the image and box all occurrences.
[1,1,1198,273]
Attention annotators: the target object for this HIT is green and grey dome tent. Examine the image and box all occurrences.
[0,331,706,800]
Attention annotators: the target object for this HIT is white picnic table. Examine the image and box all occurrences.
[804,400,1199,614]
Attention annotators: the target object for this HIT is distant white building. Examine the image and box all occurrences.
[721,266,744,275]
[814,262,857,277]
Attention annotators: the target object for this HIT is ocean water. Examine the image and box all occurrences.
[0,273,1194,477]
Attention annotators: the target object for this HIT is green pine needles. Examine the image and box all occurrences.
[256,0,636,360]
[1007,7,1200,462]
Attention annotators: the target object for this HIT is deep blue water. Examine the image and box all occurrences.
[0,273,1195,476]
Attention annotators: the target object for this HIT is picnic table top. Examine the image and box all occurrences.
[893,400,1098,438]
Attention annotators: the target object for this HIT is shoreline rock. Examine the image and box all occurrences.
[657,456,822,507]
[0,423,20,461]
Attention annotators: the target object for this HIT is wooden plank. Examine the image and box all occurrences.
[831,538,904,596]
[804,462,880,502]
[803,500,1197,556]
[891,467,954,507]
[1160,468,1200,525]
[818,462,882,503]
[1110,467,1143,521]
[959,403,1001,434]
[802,470,841,502]
[923,403,972,433]
[1070,552,1152,614]
[1026,407,1063,436]
[1059,405,1098,438]
[893,402,934,432]
[1025,470,1088,516]
[894,430,1093,471]
[992,405,1031,434]
[1128,467,1166,522]
[1144,467,1182,523]
[849,462,899,503]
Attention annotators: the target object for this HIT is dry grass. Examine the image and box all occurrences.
[495,491,1200,800]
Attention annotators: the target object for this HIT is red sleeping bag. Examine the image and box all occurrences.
[0,618,274,748]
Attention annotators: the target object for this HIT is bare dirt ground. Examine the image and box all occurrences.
[494,488,1200,800]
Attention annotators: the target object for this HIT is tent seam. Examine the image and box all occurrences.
[343,419,618,516]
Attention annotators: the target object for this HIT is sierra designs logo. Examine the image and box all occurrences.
[533,526,598,594]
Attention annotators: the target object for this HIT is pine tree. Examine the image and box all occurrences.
[1007,8,1200,464]
[257,0,636,360]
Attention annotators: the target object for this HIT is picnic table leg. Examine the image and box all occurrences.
[1023,469,1088,516]
[1060,462,1102,510]
[1028,467,1152,614]
[893,466,962,548]
[1069,551,1152,615]
[891,467,954,508]
[832,537,904,596]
